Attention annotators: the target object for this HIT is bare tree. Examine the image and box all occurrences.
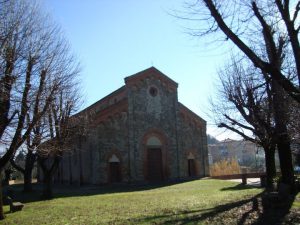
[9,32,81,193]
[0,0,80,218]
[10,44,81,192]
[181,0,298,190]
[182,0,299,102]
[37,82,82,199]
[211,56,277,190]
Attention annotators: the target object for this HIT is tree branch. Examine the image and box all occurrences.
[275,0,300,85]
[252,2,279,66]
[224,114,255,132]
[292,1,300,23]
[10,158,25,174]
[202,0,300,102]
[218,122,257,143]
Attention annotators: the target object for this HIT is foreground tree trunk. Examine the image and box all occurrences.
[38,156,60,199]
[10,151,37,192]
[272,80,295,190]
[23,168,33,192]
[42,172,53,199]
[264,146,276,191]
[0,174,4,220]
[23,151,37,192]
[277,133,294,186]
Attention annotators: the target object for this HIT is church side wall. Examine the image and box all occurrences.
[93,111,129,184]
[53,139,81,185]
[53,110,129,185]
[178,114,209,178]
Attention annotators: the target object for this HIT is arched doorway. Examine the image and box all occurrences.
[108,154,121,183]
[187,152,196,177]
[146,136,163,182]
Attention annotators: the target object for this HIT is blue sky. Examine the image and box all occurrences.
[43,0,231,140]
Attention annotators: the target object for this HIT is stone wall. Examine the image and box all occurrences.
[126,76,180,181]
[95,111,129,183]
[177,114,209,178]
[54,106,129,185]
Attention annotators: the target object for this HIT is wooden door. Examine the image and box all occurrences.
[147,148,163,182]
[110,162,121,183]
[188,159,196,177]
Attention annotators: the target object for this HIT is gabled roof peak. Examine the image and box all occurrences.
[124,67,178,89]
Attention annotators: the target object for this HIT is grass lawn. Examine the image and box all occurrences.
[2,179,299,224]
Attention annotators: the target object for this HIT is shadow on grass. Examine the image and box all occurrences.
[2,179,198,204]
[132,192,298,225]
[3,180,298,224]
[220,183,260,191]
[133,194,261,224]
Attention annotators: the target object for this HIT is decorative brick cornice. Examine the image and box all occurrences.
[124,67,178,92]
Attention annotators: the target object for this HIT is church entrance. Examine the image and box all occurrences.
[108,154,121,183]
[109,162,121,183]
[188,159,196,177]
[147,148,163,182]
[187,152,197,177]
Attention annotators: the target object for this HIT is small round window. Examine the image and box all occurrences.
[149,87,158,97]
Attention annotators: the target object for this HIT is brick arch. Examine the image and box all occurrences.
[141,128,168,147]
[141,128,170,181]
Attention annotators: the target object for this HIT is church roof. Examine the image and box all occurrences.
[77,85,127,116]
[124,67,178,89]
[178,102,206,126]
[74,67,206,126]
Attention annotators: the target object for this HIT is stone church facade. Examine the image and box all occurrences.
[53,67,209,184]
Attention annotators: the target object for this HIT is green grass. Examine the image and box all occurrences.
[1,179,298,224]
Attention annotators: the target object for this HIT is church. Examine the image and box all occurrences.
[53,67,209,184]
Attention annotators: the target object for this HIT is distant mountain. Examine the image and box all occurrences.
[207,134,220,144]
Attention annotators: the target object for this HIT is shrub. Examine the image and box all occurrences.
[210,158,241,176]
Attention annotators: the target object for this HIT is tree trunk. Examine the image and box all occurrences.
[42,172,53,199]
[272,80,295,190]
[0,174,4,220]
[38,155,61,199]
[23,151,36,192]
[264,146,276,191]
[23,168,33,192]
[277,136,294,185]
[296,153,300,167]
[3,169,11,186]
